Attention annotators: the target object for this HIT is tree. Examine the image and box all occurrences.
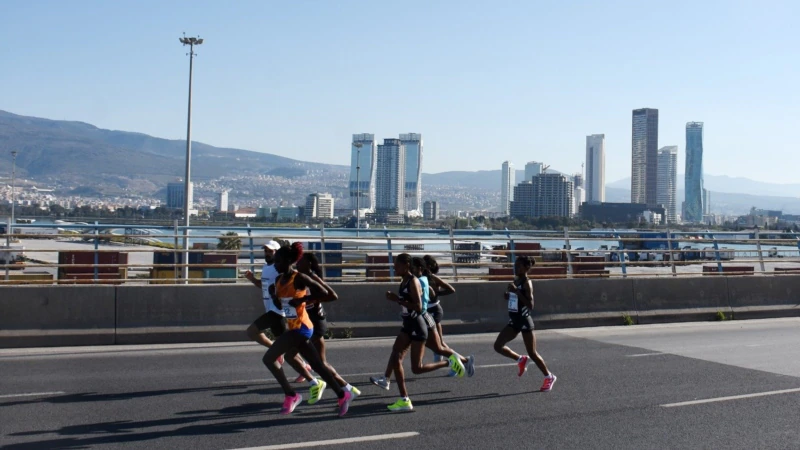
[217,231,242,250]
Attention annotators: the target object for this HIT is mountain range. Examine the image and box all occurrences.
[0,110,798,214]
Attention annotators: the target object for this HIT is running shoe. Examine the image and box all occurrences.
[370,376,391,390]
[517,355,530,377]
[540,374,557,392]
[387,397,414,412]
[295,364,312,383]
[308,380,327,405]
[347,385,362,399]
[280,393,302,415]
[338,390,354,417]
[448,354,465,378]
[466,355,475,378]
[446,369,457,377]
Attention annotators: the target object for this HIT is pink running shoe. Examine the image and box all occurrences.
[541,374,557,392]
[338,390,354,417]
[280,393,302,415]
[517,355,529,377]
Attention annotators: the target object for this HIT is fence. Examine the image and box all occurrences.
[2,221,800,284]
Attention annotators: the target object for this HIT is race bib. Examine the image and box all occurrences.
[508,292,519,312]
[281,298,298,319]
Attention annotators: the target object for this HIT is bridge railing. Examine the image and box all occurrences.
[2,222,799,284]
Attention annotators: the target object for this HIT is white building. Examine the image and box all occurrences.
[573,186,586,218]
[524,161,543,182]
[500,161,515,215]
[375,139,406,215]
[585,134,606,204]
[217,191,229,212]
[399,133,423,215]
[349,134,377,212]
[657,146,678,224]
[305,193,334,219]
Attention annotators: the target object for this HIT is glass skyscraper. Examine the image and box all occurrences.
[684,122,704,222]
[399,133,423,214]
[501,161,515,215]
[631,108,659,206]
[349,134,377,212]
[375,138,406,214]
[657,146,678,224]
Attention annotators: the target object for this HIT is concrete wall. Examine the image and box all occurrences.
[3,275,800,347]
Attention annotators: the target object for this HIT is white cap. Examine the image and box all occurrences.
[264,240,281,251]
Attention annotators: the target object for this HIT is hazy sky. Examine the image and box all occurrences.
[2,1,798,183]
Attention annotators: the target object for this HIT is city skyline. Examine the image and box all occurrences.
[2,2,798,184]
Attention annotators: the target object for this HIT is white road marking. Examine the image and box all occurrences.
[661,388,800,408]
[227,431,420,449]
[0,391,65,399]
[626,353,665,357]
[213,363,517,385]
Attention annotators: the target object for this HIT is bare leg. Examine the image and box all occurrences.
[493,326,521,361]
[312,335,348,387]
[296,338,345,398]
[521,331,551,376]
[425,327,467,364]
[263,333,306,396]
[390,334,412,398]
[436,322,451,351]
[411,339,448,374]
[282,348,314,381]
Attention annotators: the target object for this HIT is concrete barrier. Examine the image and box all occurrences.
[633,277,731,324]
[0,286,116,348]
[115,285,262,344]
[535,278,636,328]
[727,275,800,320]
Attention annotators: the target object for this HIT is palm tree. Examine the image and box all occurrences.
[217,232,242,250]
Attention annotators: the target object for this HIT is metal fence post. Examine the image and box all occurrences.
[173,220,179,282]
[564,227,573,278]
[667,228,677,276]
[320,222,327,271]
[93,221,99,281]
[247,224,255,274]
[709,232,723,274]
[449,227,458,281]
[385,228,394,279]
[755,228,766,274]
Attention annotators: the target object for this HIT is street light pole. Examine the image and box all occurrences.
[10,150,16,243]
[353,142,363,237]
[179,33,203,283]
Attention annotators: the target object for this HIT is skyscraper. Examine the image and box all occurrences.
[399,133,423,214]
[524,161,543,182]
[631,108,659,206]
[375,139,406,215]
[585,134,606,204]
[217,191,228,212]
[500,161,515,215]
[423,200,440,220]
[509,173,573,219]
[305,193,334,219]
[685,122,704,222]
[657,146,678,224]
[349,134,377,212]
[167,181,193,210]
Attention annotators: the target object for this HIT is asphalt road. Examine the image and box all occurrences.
[3,318,800,450]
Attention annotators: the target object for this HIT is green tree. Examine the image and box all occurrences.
[217,231,242,250]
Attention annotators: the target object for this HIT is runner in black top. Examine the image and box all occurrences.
[424,255,457,360]
[296,253,361,399]
[493,255,557,392]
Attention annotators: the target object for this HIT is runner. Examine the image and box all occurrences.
[493,255,556,392]
[297,252,361,401]
[370,253,464,412]
[423,255,456,363]
[245,240,314,384]
[262,242,354,416]
[371,257,473,388]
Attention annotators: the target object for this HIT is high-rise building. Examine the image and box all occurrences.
[217,191,229,212]
[703,188,711,216]
[631,108,659,206]
[573,186,585,218]
[167,181,193,210]
[349,134,377,212]
[685,122,704,222]
[509,173,573,219]
[585,134,606,204]
[524,161,543,182]
[375,139,406,215]
[399,133,423,214]
[657,146,678,224]
[423,200,440,220]
[500,161,515,215]
[305,193,334,219]
[573,173,584,189]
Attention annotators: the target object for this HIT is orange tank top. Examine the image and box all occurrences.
[275,272,313,331]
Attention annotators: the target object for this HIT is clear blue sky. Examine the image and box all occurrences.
[2,0,798,184]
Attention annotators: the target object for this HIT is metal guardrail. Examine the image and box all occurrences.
[2,221,800,284]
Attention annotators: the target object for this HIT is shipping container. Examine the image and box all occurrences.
[58,251,128,274]
[308,242,343,280]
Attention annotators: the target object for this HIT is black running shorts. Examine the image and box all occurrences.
[252,311,287,337]
[426,303,444,324]
[400,315,428,342]
[508,314,535,332]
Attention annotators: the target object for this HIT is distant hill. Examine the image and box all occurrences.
[608,174,800,197]
[422,168,568,189]
[0,110,348,184]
